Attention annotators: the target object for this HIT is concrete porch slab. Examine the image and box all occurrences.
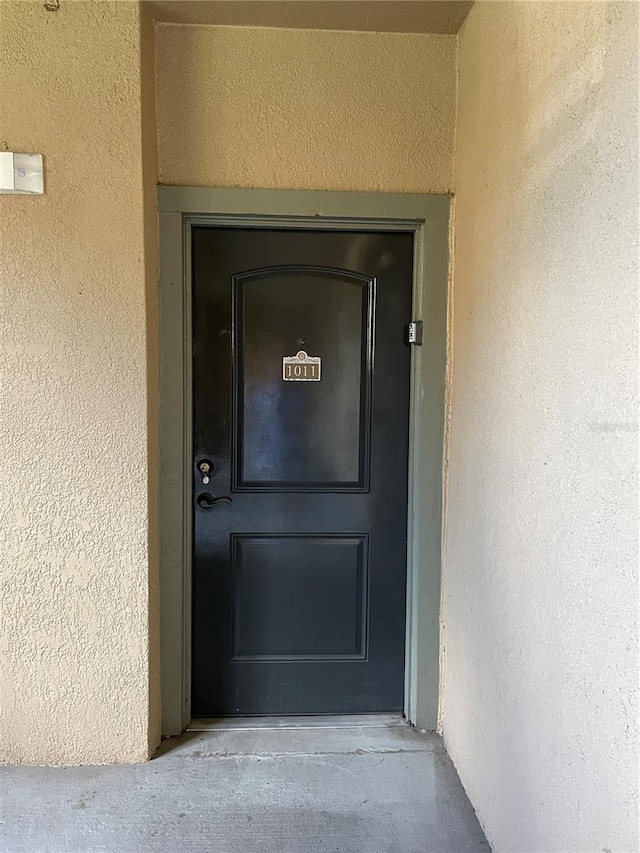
[0,726,489,853]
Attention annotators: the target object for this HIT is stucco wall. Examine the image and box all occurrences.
[443,2,639,851]
[0,1,158,764]
[140,1,162,757]
[155,24,456,192]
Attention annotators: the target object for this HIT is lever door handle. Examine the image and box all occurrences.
[197,492,232,509]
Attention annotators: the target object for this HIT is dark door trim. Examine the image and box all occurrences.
[158,187,450,736]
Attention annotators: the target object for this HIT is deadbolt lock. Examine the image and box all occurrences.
[197,459,214,485]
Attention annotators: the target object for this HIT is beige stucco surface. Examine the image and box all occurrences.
[443,2,639,851]
[155,24,456,192]
[140,1,162,757]
[0,1,158,764]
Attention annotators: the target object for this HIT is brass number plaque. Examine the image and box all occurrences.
[282,350,321,382]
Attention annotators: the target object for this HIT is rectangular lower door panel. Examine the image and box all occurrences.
[231,535,368,660]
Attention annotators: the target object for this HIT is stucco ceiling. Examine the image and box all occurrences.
[147,1,474,34]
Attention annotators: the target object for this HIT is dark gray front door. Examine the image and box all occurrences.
[192,227,413,716]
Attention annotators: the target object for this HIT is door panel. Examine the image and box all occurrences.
[192,228,413,716]
[234,267,373,490]
[231,534,368,660]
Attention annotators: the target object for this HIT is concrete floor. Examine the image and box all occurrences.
[0,721,489,853]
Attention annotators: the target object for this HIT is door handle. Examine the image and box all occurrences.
[197,492,232,509]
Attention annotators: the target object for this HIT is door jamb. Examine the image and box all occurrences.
[158,186,450,736]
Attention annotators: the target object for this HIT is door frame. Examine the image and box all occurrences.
[158,186,449,736]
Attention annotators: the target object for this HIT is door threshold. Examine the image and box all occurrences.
[187,713,407,732]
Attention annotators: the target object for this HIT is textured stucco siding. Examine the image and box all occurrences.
[140,1,162,757]
[155,24,456,192]
[443,2,639,850]
[0,1,157,764]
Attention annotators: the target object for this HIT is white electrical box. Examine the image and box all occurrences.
[0,152,44,195]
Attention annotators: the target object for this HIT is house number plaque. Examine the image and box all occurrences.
[282,350,321,382]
